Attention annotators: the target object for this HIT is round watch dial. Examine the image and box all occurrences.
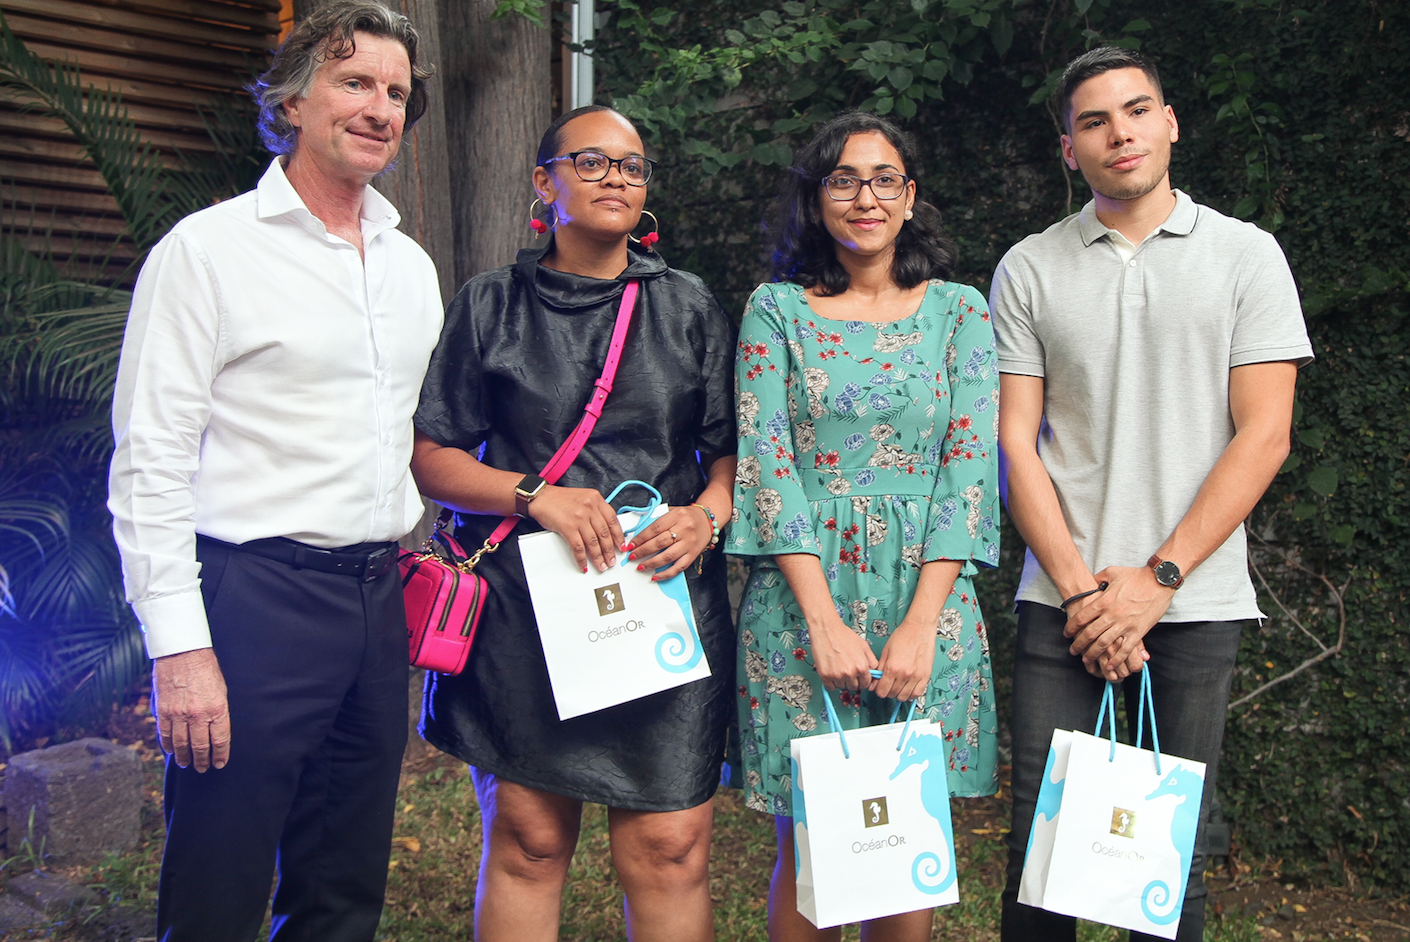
[1153,560,1182,587]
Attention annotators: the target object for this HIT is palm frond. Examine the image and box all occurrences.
[0,15,182,254]
[6,300,130,412]
[0,614,62,752]
[0,493,67,553]
[55,615,146,730]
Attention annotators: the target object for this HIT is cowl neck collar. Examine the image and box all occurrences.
[514,238,669,311]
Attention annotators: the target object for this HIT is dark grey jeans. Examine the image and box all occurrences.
[1001,602,1248,942]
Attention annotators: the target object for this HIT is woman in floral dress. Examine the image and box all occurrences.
[727,112,1001,942]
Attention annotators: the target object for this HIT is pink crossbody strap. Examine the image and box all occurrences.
[481,280,641,547]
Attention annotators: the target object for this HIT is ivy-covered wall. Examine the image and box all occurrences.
[593,0,1410,890]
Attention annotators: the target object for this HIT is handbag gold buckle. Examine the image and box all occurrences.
[461,538,500,572]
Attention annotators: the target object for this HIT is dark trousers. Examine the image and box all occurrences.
[1001,602,1247,942]
[156,537,409,942]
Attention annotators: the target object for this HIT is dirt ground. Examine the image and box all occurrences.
[2,702,1407,941]
[948,782,1410,942]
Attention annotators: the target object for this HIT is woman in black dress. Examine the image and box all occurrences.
[410,106,737,942]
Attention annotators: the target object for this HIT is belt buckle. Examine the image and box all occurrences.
[362,546,395,582]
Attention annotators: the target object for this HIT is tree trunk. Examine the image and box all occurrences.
[371,0,457,306]
[436,0,551,285]
[292,0,549,291]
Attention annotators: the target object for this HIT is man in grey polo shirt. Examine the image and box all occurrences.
[991,46,1312,941]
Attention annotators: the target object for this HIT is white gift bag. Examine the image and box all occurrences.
[1016,726,1073,908]
[790,693,960,929]
[1019,673,1206,940]
[519,481,711,720]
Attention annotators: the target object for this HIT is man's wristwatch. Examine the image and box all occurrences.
[514,474,547,518]
[1147,554,1185,589]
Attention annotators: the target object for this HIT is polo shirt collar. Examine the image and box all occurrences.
[255,157,402,241]
[1076,188,1198,247]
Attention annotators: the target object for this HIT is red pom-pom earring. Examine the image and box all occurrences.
[629,210,661,253]
[528,198,554,237]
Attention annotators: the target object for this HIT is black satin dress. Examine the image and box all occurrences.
[414,242,738,811]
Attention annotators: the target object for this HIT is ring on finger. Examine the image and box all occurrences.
[670,531,678,541]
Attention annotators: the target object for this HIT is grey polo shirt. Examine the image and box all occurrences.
[990,190,1313,621]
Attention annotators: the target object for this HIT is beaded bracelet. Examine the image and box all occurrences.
[689,502,720,548]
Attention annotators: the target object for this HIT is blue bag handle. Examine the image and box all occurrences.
[605,480,661,542]
[819,669,923,759]
[1093,673,1165,773]
[1094,682,1119,762]
[1135,667,1164,775]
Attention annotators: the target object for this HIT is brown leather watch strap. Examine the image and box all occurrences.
[1147,554,1185,589]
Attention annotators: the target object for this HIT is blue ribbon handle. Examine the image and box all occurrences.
[822,670,924,759]
[1135,667,1164,775]
[820,688,850,759]
[1095,682,1119,762]
[605,480,662,542]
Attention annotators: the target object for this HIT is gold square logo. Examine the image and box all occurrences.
[595,584,624,617]
[1109,807,1136,839]
[862,797,889,828]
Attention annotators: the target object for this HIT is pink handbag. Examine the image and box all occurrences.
[400,529,487,674]
[400,281,641,674]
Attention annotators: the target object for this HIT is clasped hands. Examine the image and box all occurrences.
[1064,564,1174,681]
[810,615,934,702]
[528,485,711,580]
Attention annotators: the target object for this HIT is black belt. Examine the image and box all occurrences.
[222,537,398,582]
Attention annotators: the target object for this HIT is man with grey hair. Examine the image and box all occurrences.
[108,2,441,938]
[991,46,1312,941]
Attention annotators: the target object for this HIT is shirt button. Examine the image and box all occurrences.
[1129,260,1138,268]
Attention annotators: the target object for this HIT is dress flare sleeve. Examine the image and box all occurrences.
[923,286,1001,569]
[726,285,820,559]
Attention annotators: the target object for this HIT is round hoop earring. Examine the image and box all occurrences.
[529,197,555,236]
[628,209,661,251]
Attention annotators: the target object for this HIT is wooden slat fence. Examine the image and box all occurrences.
[0,0,281,283]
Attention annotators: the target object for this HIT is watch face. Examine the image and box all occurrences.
[1154,560,1181,586]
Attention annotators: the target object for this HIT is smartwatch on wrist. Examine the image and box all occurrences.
[1147,554,1185,589]
[514,474,547,518]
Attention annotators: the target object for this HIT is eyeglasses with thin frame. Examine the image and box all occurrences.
[821,172,911,201]
[542,151,655,186]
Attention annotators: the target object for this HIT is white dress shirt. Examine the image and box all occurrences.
[109,158,443,659]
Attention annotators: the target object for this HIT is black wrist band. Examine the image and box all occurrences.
[1060,581,1110,610]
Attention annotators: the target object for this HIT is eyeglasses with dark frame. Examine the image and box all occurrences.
[821,172,911,201]
[542,151,656,186]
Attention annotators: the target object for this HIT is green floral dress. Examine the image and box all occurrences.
[727,280,1001,816]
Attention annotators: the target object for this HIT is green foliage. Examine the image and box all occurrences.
[492,0,548,27]
[596,0,1410,892]
[0,19,267,754]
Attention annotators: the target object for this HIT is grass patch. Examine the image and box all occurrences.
[372,758,1265,941]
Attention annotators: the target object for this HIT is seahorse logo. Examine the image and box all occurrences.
[1141,764,1204,925]
[595,584,622,616]
[862,797,889,828]
[890,729,956,895]
[651,570,704,673]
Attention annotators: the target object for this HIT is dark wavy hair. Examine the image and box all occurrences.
[768,112,955,295]
[1056,46,1164,133]
[250,0,431,156]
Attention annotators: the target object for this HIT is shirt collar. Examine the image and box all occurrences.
[255,157,403,242]
[1076,188,1198,247]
